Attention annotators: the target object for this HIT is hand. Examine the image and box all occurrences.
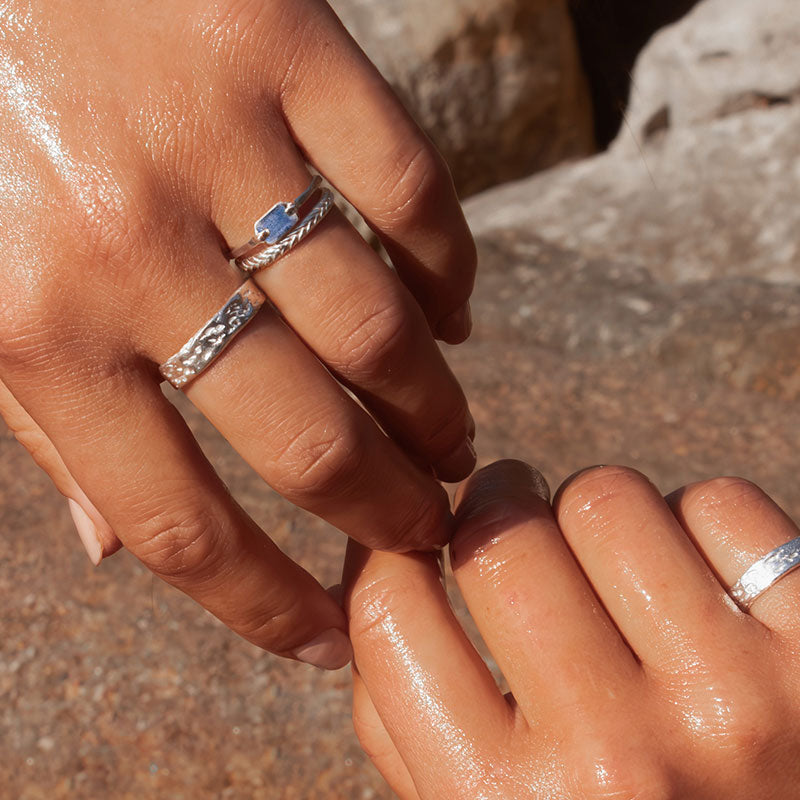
[345,460,800,798]
[0,0,476,669]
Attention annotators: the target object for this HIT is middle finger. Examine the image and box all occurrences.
[209,127,476,481]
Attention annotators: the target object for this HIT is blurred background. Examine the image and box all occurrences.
[3,0,799,796]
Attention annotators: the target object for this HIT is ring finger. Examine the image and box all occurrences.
[668,477,800,634]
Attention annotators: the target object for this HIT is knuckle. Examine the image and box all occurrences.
[702,692,783,762]
[389,489,450,551]
[132,512,227,582]
[557,465,651,523]
[348,559,435,643]
[574,752,674,800]
[233,591,304,650]
[374,143,451,227]
[270,419,367,502]
[333,299,412,378]
[682,476,769,517]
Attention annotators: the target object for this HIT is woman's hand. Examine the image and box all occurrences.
[345,460,800,798]
[0,0,476,669]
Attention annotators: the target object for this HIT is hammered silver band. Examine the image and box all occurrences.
[729,535,800,610]
[159,280,267,389]
[227,175,322,261]
[235,189,334,274]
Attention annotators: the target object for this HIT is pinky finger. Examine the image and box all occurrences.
[0,378,121,563]
[352,667,420,800]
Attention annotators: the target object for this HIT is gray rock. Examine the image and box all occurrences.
[617,0,800,150]
[465,0,800,285]
[329,0,595,196]
[466,105,800,284]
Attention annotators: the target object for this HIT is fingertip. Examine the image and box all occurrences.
[292,627,353,671]
[436,301,472,344]
[450,460,551,567]
[454,459,551,516]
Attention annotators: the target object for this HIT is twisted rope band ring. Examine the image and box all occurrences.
[159,280,267,389]
[235,189,335,274]
[729,535,800,610]
[227,175,322,261]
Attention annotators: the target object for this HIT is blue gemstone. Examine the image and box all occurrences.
[254,203,299,244]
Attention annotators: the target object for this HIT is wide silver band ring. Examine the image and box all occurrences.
[227,175,322,261]
[159,280,267,390]
[235,189,334,274]
[729,535,800,610]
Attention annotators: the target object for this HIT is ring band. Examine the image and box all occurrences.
[159,279,266,390]
[235,189,334,274]
[729,535,800,609]
[227,175,322,261]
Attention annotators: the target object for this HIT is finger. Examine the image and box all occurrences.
[553,466,740,668]
[211,146,475,482]
[2,361,351,669]
[451,461,640,723]
[117,207,454,553]
[343,540,511,792]
[182,306,454,551]
[352,667,420,800]
[667,477,800,634]
[0,378,121,563]
[275,1,476,342]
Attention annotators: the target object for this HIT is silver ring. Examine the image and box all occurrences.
[227,175,322,261]
[159,279,266,389]
[729,535,800,610]
[235,189,334,274]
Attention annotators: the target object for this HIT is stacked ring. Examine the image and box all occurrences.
[227,175,335,273]
[235,189,334,274]
[161,177,333,390]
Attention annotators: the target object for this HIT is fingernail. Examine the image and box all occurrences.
[293,628,353,671]
[437,302,472,343]
[435,437,477,483]
[68,498,103,566]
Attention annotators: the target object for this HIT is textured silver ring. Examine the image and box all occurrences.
[227,175,322,261]
[159,280,267,389]
[235,189,334,274]
[729,535,800,610]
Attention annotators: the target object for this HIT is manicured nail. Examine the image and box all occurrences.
[68,498,103,566]
[437,302,472,343]
[435,437,477,483]
[293,628,353,671]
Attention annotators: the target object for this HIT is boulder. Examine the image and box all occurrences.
[465,0,800,285]
[454,0,800,510]
[329,0,595,196]
[617,0,800,147]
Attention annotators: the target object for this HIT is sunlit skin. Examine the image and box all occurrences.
[0,0,477,670]
[345,460,800,799]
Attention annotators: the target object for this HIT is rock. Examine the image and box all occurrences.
[329,0,595,196]
[465,104,800,284]
[568,0,701,146]
[465,0,800,285]
[452,0,800,508]
[617,0,800,148]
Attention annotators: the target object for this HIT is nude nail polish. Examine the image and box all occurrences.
[68,498,103,565]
